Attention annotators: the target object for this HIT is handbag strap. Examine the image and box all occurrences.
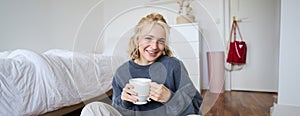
[234,21,244,41]
[229,21,235,42]
[229,20,244,42]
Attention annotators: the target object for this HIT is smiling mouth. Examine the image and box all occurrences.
[146,50,159,57]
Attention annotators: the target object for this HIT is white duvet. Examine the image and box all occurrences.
[0,49,117,116]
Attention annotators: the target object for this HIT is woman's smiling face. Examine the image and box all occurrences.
[137,24,166,65]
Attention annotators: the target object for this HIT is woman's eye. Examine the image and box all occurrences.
[144,37,152,41]
[158,39,166,44]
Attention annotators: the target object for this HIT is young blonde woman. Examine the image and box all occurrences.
[81,13,202,116]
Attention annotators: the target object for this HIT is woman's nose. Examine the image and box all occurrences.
[150,41,158,49]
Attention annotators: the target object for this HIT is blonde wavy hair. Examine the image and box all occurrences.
[128,13,173,60]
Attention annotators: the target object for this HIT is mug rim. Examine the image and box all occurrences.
[129,78,151,82]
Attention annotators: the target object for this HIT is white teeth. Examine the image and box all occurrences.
[147,50,155,54]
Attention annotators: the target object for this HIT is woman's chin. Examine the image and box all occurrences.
[145,56,160,63]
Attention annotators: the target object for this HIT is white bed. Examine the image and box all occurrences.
[0,49,119,116]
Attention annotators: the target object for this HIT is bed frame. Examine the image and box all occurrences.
[41,89,113,116]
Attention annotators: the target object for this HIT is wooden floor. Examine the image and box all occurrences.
[201,90,277,116]
[65,91,277,116]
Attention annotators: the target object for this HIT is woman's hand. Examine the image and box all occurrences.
[121,83,138,103]
[149,82,171,103]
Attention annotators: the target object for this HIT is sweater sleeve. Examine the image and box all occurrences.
[112,76,138,116]
[163,60,203,115]
[111,77,133,108]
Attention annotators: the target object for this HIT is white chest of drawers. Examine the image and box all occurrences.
[169,23,201,92]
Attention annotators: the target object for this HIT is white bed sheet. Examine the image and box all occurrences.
[0,49,115,116]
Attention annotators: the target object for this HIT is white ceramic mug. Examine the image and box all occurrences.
[129,78,151,105]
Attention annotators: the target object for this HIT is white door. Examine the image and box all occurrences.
[228,0,280,92]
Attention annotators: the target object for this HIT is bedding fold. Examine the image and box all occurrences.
[0,49,115,115]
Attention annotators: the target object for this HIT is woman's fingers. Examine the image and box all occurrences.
[149,83,163,101]
[125,84,137,96]
[121,91,137,103]
[121,84,138,103]
[149,82,171,103]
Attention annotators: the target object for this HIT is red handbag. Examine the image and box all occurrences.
[226,20,247,64]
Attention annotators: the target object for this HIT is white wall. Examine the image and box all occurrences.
[278,0,300,106]
[0,0,181,53]
[0,0,101,53]
[0,0,179,53]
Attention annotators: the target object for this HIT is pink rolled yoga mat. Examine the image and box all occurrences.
[207,51,225,93]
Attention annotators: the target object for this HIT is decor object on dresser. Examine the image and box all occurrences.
[176,0,195,24]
